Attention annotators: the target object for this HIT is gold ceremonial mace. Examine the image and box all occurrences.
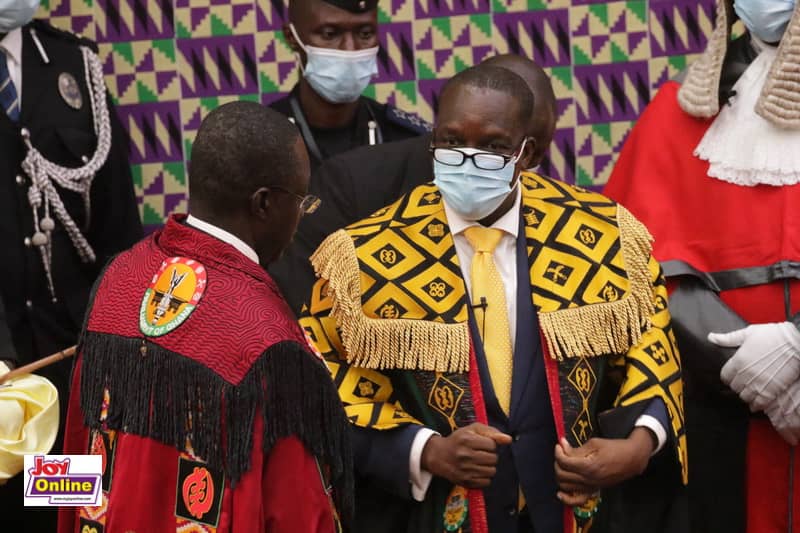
[0,345,77,385]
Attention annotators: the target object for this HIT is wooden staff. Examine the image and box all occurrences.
[0,345,77,385]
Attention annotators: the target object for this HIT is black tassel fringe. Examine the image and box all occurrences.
[80,332,354,525]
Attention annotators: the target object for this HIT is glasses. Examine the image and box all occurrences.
[429,139,528,171]
[429,147,514,171]
[272,187,321,215]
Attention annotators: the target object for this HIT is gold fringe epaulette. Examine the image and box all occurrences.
[311,230,471,373]
[538,205,656,360]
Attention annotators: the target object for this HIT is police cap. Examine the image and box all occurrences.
[321,0,378,13]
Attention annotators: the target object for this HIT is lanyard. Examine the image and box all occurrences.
[288,94,383,163]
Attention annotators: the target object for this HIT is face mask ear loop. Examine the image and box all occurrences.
[512,137,529,165]
[508,137,529,190]
[288,23,308,74]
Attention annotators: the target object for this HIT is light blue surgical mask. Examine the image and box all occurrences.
[433,139,527,222]
[289,24,379,104]
[735,0,797,43]
[0,0,40,33]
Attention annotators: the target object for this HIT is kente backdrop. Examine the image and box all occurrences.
[38,0,717,229]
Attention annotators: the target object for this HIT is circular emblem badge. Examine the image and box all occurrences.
[139,257,207,337]
[443,485,469,531]
[58,72,83,110]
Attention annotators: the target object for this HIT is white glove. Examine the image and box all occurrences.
[709,322,800,412]
[765,379,800,446]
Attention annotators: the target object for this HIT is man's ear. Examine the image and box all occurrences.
[529,144,546,168]
[251,187,271,219]
[283,23,302,54]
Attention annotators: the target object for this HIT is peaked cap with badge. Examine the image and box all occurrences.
[323,0,379,12]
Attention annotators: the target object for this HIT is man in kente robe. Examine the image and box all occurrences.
[271,53,559,316]
[301,65,687,533]
[58,102,352,533]
[605,1,800,531]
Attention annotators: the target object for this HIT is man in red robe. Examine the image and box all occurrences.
[605,1,800,531]
[58,102,352,533]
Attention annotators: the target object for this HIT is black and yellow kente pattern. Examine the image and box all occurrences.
[300,172,686,484]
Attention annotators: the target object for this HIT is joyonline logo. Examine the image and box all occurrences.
[24,455,102,507]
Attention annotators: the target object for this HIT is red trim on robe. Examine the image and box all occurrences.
[466,340,490,533]
[540,332,576,533]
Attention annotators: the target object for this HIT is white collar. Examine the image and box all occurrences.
[443,186,521,239]
[0,28,22,66]
[185,214,260,264]
[694,36,800,187]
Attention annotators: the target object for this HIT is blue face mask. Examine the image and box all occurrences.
[433,140,527,222]
[289,24,379,104]
[0,0,40,32]
[735,0,797,43]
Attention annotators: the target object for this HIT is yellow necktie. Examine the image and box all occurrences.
[464,226,513,415]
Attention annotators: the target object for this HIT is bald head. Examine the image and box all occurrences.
[482,54,557,166]
[439,65,534,130]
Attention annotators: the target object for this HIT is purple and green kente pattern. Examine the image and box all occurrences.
[39,0,717,230]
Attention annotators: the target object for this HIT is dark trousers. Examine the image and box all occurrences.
[519,508,535,533]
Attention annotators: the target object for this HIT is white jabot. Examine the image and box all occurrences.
[185,214,259,264]
[695,36,800,187]
[0,29,22,105]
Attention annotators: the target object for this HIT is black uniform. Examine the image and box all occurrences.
[269,85,431,170]
[0,295,17,362]
[270,134,432,315]
[0,20,142,530]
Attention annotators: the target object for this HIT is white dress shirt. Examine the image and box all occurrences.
[1,29,23,105]
[408,185,666,501]
[185,215,259,264]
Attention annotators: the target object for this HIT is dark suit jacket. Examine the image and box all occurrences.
[341,213,560,533]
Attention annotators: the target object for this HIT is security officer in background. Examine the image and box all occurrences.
[269,0,430,170]
[0,1,143,528]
